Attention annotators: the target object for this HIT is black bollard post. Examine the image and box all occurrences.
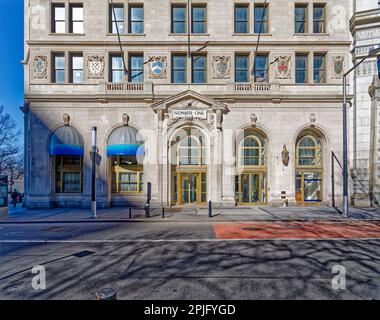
[208,200,212,218]
[162,207,165,219]
[129,207,132,219]
[145,204,150,218]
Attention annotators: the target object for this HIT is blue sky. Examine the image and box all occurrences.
[0,0,24,131]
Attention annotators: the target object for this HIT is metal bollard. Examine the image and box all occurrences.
[129,207,132,219]
[162,207,165,219]
[96,288,117,300]
[145,204,150,218]
[208,200,212,218]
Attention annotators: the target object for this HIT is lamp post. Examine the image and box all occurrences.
[342,44,380,217]
[91,126,98,219]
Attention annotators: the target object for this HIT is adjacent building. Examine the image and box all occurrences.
[23,0,352,209]
[350,0,380,206]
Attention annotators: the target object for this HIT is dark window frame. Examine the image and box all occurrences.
[313,4,326,34]
[52,53,65,84]
[295,53,308,84]
[295,4,308,34]
[171,54,187,84]
[171,4,187,33]
[313,53,326,83]
[254,4,269,34]
[52,3,66,33]
[129,5,144,34]
[109,3,125,34]
[109,54,125,83]
[128,53,144,83]
[191,5,207,34]
[69,3,84,34]
[235,54,250,83]
[69,53,84,84]
[191,54,207,84]
[234,4,249,34]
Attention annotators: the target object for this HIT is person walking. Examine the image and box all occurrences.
[11,189,18,208]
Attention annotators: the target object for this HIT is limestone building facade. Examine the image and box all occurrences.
[350,0,380,206]
[23,0,352,209]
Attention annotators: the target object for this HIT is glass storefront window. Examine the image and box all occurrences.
[55,155,82,193]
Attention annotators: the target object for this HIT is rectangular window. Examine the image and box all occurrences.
[192,55,207,84]
[313,54,325,83]
[172,5,187,33]
[313,4,325,33]
[53,53,65,83]
[235,54,249,82]
[254,4,268,33]
[234,5,249,33]
[254,54,268,82]
[109,4,124,34]
[129,54,144,83]
[172,54,187,83]
[192,6,206,33]
[129,5,144,34]
[70,53,83,83]
[55,156,82,193]
[295,4,307,33]
[52,4,65,33]
[296,54,308,84]
[69,4,84,34]
[110,54,125,83]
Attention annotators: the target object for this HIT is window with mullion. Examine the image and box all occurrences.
[109,4,124,34]
[70,53,83,83]
[296,54,308,84]
[254,54,268,82]
[53,53,65,83]
[172,54,187,83]
[192,55,207,83]
[129,5,144,34]
[191,6,206,33]
[313,54,325,83]
[172,5,187,33]
[129,54,144,83]
[235,5,249,33]
[110,54,125,83]
[52,4,65,33]
[313,5,325,33]
[235,54,249,83]
[254,5,268,34]
[295,5,307,33]
[69,4,84,34]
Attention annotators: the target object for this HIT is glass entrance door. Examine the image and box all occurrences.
[296,171,322,205]
[182,174,198,204]
[239,173,265,205]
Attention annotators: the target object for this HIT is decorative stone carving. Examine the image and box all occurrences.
[148,56,167,79]
[87,55,105,79]
[32,55,48,79]
[122,113,130,126]
[63,113,70,126]
[331,56,344,79]
[212,56,231,79]
[274,56,292,79]
[281,144,289,166]
[310,113,317,127]
[251,114,257,127]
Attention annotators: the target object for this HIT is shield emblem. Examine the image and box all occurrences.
[148,57,167,79]
[276,56,291,79]
[151,60,163,76]
[212,56,231,79]
[33,56,48,79]
[87,56,105,79]
[334,57,344,75]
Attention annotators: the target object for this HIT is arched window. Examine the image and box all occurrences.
[239,134,266,167]
[178,134,206,166]
[297,135,322,166]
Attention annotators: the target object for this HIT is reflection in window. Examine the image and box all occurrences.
[110,4,124,34]
[52,4,65,33]
[313,5,325,33]
[129,6,144,34]
[111,156,143,193]
[192,6,206,33]
[129,54,144,82]
[172,54,187,83]
[69,4,84,34]
[296,54,308,84]
[177,134,206,166]
[70,54,83,83]
[313,54,325,83]
[254,54,268,82]
[254,5,268,33]
[172,5,186,33]
[110,55,124,83]
[235,55,249,82]
[240,135,266,167]
[55,156,82,193]
[192,55,207,83]
[295,5,307,33]
[297,135,322,166]
[235,5,249,33]
[53,53,65,84]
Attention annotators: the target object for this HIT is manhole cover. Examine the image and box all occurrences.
[42,227,65,232]
[242,227,263,231]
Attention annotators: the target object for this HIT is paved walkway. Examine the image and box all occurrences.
[0,204,379,223]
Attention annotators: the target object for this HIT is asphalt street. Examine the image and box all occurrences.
[0,221,379,300]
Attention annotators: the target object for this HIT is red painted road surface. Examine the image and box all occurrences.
[213,221,380,239]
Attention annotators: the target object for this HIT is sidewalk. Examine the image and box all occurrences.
[0,204,379,223]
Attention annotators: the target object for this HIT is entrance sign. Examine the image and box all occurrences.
[172,110,207,119]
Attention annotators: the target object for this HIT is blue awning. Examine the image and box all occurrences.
[49,126,84,157]
[107,126,144,157]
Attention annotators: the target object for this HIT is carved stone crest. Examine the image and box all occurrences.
[274,56,292,79]
[148,56,167,79]
[33,55,48,79]
[332,56,344,79]
[281,144,289,166]
[87,56,105,79]
[212,56,231,79]
[251,114,257,127]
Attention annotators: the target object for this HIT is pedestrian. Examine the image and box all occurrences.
[11,189,18,208]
